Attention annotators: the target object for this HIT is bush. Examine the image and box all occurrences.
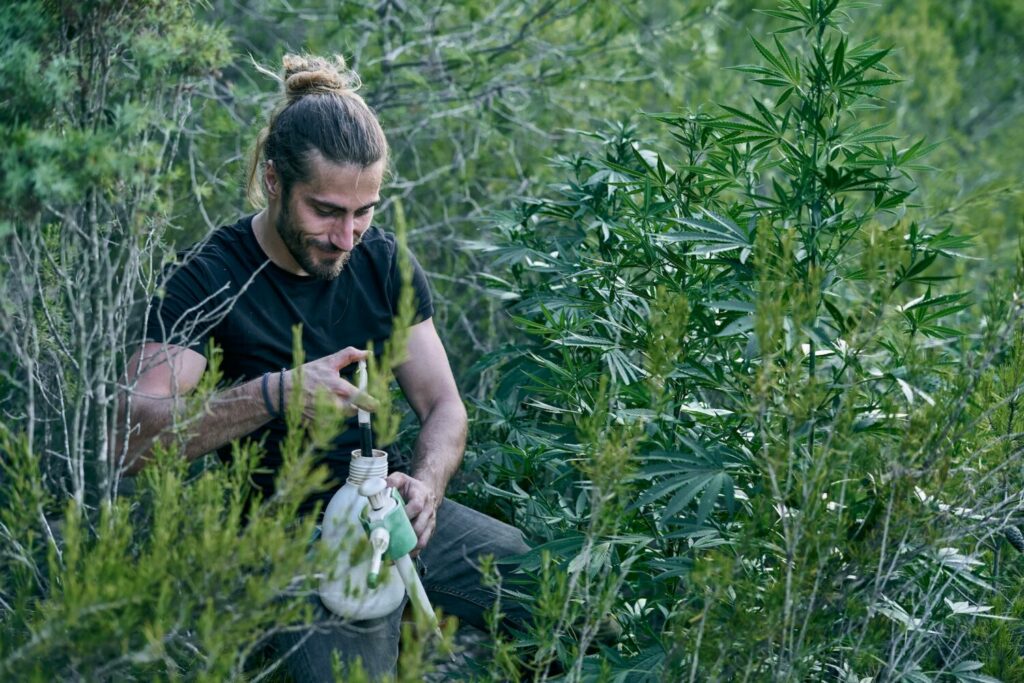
[0,3,334,679]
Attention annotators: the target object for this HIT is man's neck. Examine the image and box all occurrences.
[251,208,304,275]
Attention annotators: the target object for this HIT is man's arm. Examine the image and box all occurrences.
[120,342,370,474]
[389,318,468,552]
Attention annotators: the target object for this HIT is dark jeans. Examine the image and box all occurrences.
[272,499,530,681]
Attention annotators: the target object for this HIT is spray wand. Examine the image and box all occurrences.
[354,360,442,639]
[357,360,374,459]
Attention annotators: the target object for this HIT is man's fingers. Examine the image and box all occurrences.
[386,472,410,491]
[413,517,436,554]
[350,389,379,412]
[327,346,367,371]
[412,509,434,537]
[330,378,378,412]
[403,497,424,519]
[384,472,437,551]
[410,500,436,546]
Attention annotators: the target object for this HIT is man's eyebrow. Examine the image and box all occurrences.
[309,198,380,212]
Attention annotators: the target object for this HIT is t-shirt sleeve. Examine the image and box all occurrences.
[386,242,434,323]
[144,254,220,354]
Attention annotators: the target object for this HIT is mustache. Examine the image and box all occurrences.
[305,234,363,254]
[307,238,345,253]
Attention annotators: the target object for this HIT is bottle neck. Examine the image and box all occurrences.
[347,451,388,485]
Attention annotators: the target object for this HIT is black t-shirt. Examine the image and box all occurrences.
[145,215,433,512]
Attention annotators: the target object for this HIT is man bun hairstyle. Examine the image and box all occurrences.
[246,54,389,207]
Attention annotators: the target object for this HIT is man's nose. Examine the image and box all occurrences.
[328,214,356,251]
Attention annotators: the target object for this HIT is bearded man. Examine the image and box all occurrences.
[123,54,528,681]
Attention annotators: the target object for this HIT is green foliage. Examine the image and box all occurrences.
[0,390,328,679]
[2,0,1024,679]
[0,323,445,679]
[0,1,227,219]
[464,1,1024,679]
[366,221,419,449]
[0,0,230,504]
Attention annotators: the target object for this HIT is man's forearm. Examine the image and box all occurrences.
[121,376,274,474]
[409,398,467,499]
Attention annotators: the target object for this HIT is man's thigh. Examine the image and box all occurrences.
[418,499,531,632]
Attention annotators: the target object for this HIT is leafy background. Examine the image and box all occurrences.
[2,0,1023,680]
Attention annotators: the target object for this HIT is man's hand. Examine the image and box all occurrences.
[386,471,439,556]
[120,344,380,474]
[284,346,377,418]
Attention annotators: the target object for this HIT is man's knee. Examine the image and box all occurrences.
[430,499,529,560]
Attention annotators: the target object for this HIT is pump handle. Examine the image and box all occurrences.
[359,478,389,510]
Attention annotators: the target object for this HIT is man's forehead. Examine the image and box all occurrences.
[306,150,384,182]
[301,152,384,204]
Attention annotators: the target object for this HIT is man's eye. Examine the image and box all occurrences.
[316,207,336,217]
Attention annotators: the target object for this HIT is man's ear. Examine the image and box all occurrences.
[264,160,280,199]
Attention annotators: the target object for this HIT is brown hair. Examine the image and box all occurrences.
[246,54,389,207]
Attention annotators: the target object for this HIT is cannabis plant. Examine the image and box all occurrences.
[467,1,1023,680]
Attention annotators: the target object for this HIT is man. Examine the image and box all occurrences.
[123,54,528,680]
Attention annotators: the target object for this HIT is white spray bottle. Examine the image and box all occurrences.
[319,360,406,619]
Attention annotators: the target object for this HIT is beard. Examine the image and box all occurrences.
[275,200,359,281]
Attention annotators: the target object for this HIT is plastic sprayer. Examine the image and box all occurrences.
[319,360,440,636]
